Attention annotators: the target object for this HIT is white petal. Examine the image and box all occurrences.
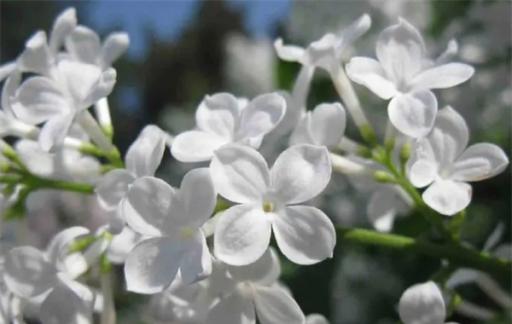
[65,25,101,64]
[49,8,77,54]
[214,205,272,266]
[237,93,286,140]
[124,237,185,294]
[196,92,239,138]
[179,232,212,285]
[95,169,136,210]
[40,280,93,324]
[388,90,437,138]
[306,314,329,324]
[407,159,438,188]
[270,144,331,204]
[126,125,167,177]
[398,281,446,324]
[13,76,69,125]
[273,206,335,265]
[171,130,228,162]
[423,180,472,216]
[376,18,425,84]
[345,57,397,99]
[274,38,306,63]
[122,176,175,236]
[173,168,216,228]
[450,143,508,182]
[38,113,74,151]
[228,248,281,286]
[208,291,256,324]
[4,247,58,299]
[210,144,269,204]
[100,32,130,67]
[411,63,474,90]
[429,106,469,165]
[253,285,305,324]
[309,102,346,147]
[17,31,51,75]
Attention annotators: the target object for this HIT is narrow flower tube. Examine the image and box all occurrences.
[331,67,375,143]
[94,98,113,138]
[330,153,370,175]
[76,111,114,152]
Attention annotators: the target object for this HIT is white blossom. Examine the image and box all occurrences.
[406,106,509,215]
[3,227,96,324]
[171,92,286,162]
[398,281,458,324]
[11,58,116,151]
[207,249,305,324]
[274,14,370,132]
[346,18,474,138]
[211,144,335,265]
[122,168,216,294]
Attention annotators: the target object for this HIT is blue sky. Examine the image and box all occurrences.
[84,0,291,59]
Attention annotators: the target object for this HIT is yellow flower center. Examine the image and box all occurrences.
[262,201,274,213]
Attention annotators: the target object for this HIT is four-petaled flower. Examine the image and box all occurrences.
[207,248,305,324]
[346,18,474,138]
[171,92,286,162]
[122,168,216,294]
[3,227,96,324]
[211,144,336,265]
[406,106,509,215]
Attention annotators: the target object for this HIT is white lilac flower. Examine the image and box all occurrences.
[171,92,286,162]
[122,168,216,294]
[15,139,101,183]
[3,227,96,324]
[274,14,370,76]
[274,14,370,131]
[290,102,346,148]
[11,58,116,151]
[346,18,474,138]
[211,143,335,266]
[399,281,458,324]
[95,125,167,232]
[207,248,305,324]
[146,278,212,323]
[406,106,509,215]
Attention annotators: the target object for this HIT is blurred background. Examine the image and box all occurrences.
[1,1,510,323]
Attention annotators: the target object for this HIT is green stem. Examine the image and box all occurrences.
[32,177,94,194]
[337,227,511,282]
